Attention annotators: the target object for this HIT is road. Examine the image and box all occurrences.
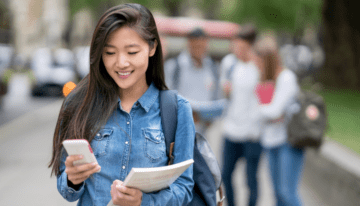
[0,74,326,205]
[0,73,60,126]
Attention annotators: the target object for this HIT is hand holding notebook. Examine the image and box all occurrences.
[108,159,194,206]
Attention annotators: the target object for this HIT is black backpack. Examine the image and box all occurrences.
[159,90,224,206]
[287,89,328,149]
[280,44,328,149]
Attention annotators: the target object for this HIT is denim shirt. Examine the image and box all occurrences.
[57,83,195,206]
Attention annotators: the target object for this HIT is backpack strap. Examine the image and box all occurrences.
[159,90,178,165]
[173,56,181,91]
[209,58,220,101]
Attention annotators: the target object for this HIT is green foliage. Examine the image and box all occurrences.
[69,0,170,17]
[319,89,360,155]
[218,0,323,32]
[68,0,323,33]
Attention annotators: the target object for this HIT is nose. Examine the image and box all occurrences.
[116,54,130,68]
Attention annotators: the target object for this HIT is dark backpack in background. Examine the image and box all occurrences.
[160,90,225,206]
[287,90,328,149]
[280,44,328,149]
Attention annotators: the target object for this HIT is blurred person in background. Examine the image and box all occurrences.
[219,24,262,206]
[255,35,304,206]
[164,27,220,134]
[49,3,195,206]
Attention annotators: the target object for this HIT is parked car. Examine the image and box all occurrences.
[73,46,90,80]
[31,47,77,96]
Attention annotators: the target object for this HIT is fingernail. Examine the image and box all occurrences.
[116,184,121,189]
[78,155,83,158]
[96,165,101,169]
[92,162,97,166]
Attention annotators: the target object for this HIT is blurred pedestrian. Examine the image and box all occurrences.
[48,3,195,206]
[255,35,305,206]
[164,27,220,134]
[219,24,262,206]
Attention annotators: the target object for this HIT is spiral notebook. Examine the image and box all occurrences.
[107,159,194,206]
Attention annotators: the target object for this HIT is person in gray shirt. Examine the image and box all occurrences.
[164,27,220,134]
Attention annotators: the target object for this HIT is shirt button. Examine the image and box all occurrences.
[96,133,100,136]
[136,103,139,106]
[122,166,125,170]
[125,141,128,144]
[127,122,130,125]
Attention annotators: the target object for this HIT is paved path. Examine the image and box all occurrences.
[205,120,325,206]
[0,100,325,206]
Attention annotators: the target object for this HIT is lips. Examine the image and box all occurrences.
[116,71,133,79]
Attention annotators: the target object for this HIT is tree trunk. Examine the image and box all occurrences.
[320,0,360,90]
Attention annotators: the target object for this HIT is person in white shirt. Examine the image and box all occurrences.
[220,24,262,206]
[164,27,220,134]
[255,36,304,206]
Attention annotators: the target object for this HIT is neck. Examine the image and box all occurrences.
[191,56,203,68]
[119,81,149,106]
[244,49,255,63]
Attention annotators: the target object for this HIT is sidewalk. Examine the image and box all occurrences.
[205,119,324,206]
[0,100,324,206]
[0,100,77,206]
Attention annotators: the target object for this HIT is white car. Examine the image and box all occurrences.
[31,47,77,96]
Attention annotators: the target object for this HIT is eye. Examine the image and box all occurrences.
[128,52,139,55]
[105,52,115,55]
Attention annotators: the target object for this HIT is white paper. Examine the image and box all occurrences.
[107,159,194,206]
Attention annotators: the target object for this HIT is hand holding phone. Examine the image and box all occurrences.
[63,139,101,185]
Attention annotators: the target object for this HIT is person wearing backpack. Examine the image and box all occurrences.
[220,24,263,206]
[164,27,221,134]
[49,4,195,206]
[255,35,305,206]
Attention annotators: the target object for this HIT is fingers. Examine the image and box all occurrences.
[65,161,100,175]
[65,155,101,185]
[111,180,142,205]
[65,155,83,167]
[68,164,101,179]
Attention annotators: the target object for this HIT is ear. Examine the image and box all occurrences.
[149,40,158,57]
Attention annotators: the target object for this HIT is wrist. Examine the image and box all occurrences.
[67,177,83,191]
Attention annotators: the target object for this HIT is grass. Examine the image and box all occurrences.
[319,88,360,154]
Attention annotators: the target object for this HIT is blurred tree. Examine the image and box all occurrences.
[69,0,120,21]
[218,0,322,33]
[320,0,360,89]
[0,0,12,44]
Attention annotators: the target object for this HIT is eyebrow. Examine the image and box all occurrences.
[104,43,140,48]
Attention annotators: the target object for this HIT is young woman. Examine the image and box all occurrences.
[255,36,305,206]
[48,4,195,206]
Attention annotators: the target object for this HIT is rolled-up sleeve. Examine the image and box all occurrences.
[141,96,195,206]
[57,149,85,202]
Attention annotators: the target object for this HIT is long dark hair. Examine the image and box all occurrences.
[49,3,167,176]
[254,36,278,82]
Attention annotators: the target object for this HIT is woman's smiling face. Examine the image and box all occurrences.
[102,26,157,93]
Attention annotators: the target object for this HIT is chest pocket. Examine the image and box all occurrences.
[91,128,113,157]
[143,128,166,162]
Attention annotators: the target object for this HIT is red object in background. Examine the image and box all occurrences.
[154,16,240,39]
[256,81,275,104]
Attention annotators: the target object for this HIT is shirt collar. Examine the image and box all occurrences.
[117,82,159,113]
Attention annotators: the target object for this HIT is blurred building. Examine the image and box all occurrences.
[9,0,69,58]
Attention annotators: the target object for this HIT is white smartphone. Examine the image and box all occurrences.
[62,139,100,172]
